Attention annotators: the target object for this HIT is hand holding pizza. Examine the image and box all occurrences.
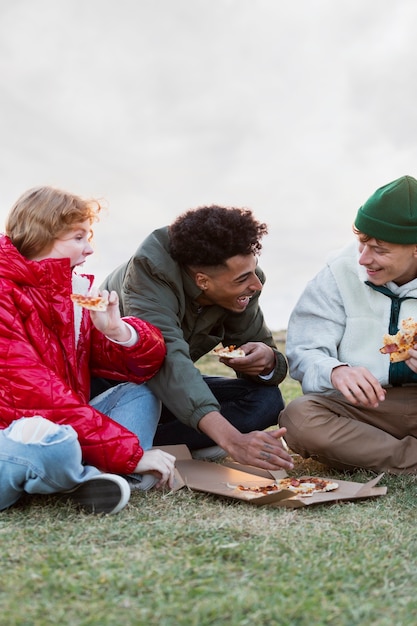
[75,289,133,343]
[379,317,417,365]
[404,346,417,373]
[219,342,276,377]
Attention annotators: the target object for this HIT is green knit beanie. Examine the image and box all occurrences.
[354,175,417,244]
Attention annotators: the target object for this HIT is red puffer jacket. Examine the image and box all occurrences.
[0,235,166,474]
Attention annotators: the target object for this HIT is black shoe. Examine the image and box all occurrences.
[64,474,131,515]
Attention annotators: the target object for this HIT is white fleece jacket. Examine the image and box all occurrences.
[286,241,417,393]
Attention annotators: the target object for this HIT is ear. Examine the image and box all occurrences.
[194,271,209,291]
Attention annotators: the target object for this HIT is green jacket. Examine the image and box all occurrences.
[102,227,287,430]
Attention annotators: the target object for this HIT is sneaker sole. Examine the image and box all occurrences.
[67,474,130,515]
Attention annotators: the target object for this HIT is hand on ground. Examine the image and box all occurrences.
[134,449,176,489]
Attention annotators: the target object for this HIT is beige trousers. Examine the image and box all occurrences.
[279,387,417,474]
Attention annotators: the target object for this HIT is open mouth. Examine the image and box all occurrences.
[237,295,251,307]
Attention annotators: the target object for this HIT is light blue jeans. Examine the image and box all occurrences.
[0,382,161,510]
[89,381,161,451]
[0,417,100,511]
[90,381,162,488]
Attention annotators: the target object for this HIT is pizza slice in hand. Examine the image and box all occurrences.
[211,345,246,359]
[379,317,417,362]
[70,293,109,311]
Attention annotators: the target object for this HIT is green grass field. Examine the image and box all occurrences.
[1,335,417,625]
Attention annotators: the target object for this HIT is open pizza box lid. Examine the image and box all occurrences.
[157,445,387,507]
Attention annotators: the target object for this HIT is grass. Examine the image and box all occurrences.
[2,333,417,625]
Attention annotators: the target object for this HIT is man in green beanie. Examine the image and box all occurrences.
[280,175,417,474]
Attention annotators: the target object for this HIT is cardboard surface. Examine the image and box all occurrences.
[157,445,388,507]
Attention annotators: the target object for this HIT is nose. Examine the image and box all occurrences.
[249,274,263,292]
[84,242,94,256]
[358,245,371,266]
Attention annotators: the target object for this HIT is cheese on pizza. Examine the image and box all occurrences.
[212,345,246,358]
[70,293,109,311]
[228,477,339,499]
[380,317,417,363]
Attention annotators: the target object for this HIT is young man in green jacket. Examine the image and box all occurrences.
[96,206,294,472]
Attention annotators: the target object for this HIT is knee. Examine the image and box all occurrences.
[261,385,284,409]
[280,395,339,458]
[280,396,307,428]
[279,396,319,451]
[253,385,284,428]
[6,417,79,453]
[7,416,61,444]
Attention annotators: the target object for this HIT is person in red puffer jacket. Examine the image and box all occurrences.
[0,186,175,514]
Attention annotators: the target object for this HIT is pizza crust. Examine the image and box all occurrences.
[70,293,109,311]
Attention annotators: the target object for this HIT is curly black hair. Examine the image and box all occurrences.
[168,205,268,267]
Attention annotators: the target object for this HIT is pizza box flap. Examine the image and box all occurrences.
[353,473,386,495]
[222,461,288,481]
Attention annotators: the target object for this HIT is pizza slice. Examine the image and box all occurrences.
[212,345,246,358]
[379,317,417,363]
[228,477,339,499]
[274,477,339,496]
[70,293,109,312]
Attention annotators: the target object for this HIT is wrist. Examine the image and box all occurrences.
[259,350,276,376]
[198,411,241,452]
[106,322,134,344]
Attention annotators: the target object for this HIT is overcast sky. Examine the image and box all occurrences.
[1,0,417,328]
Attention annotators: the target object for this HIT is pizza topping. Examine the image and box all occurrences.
[379,343,398,355]
[212,345,246,358]
[228,477,339,498]
[380,317,417,362]
[70,293,109,311]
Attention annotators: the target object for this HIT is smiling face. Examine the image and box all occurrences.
[358,237,417,286]
[193,254,263,312]
[33,219,94,268]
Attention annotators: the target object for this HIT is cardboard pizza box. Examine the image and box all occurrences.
[157,445,387,507]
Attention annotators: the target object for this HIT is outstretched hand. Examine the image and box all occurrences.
[226,427,294,471]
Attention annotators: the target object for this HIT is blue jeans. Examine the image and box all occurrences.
[0,417,100,511]
[89,382,161,450]
[153,376,284,449]
[1,383,160,510]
